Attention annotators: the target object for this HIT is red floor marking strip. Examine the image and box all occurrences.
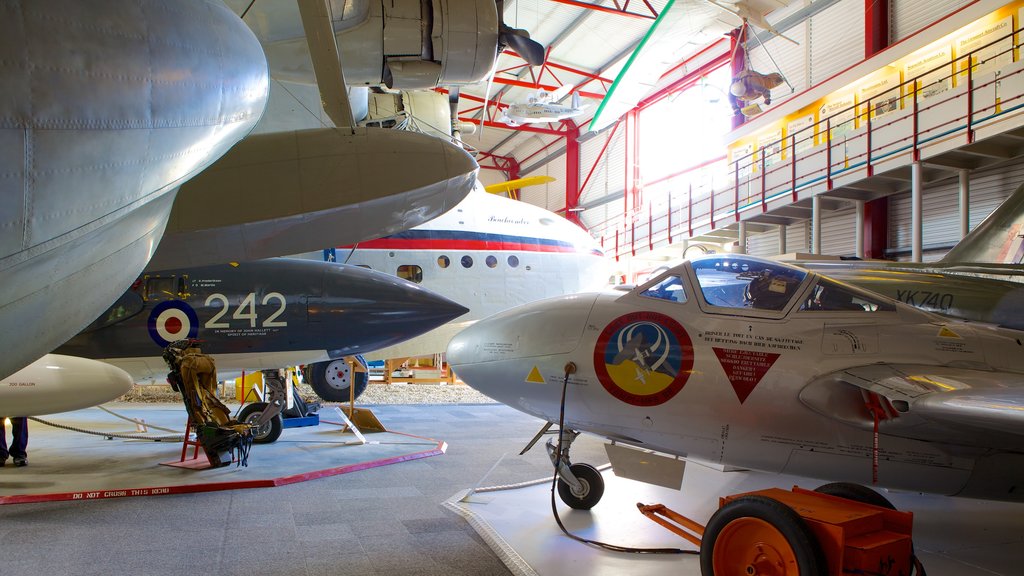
[273,440,448,486]
[0,436,447,505]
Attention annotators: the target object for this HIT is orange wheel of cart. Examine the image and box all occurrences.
[700,496,826,576]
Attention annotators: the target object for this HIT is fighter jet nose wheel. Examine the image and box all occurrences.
[557,463,605,510]
[306,356,369,402]
[237,402,283,444]
[700,496,827,576]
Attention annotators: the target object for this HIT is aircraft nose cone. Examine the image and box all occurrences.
[446,293,598,403]
[316,263,469,355]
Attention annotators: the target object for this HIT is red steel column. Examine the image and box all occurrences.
[864,0,889,258]
[564,122,582,225]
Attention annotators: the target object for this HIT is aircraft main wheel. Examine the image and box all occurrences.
[306,356,369,402]
[238,402,283,444]
[813,482,895,510]
[700,495,826,576]
[557,463,605,510]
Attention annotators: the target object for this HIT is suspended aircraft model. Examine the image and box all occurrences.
[0,1,269,381]
[449,255,1024,519]
[499,84,587,126]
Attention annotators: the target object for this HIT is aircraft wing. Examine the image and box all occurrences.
[147,127,477,269]
[800,364,1024,452]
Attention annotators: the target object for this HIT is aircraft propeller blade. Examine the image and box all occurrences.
[499,27,546,66]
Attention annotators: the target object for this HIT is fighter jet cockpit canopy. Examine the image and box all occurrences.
[634,255,898,316]
[691,256,808,312]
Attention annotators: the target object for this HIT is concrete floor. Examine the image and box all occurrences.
[2,403,1022,576]
[0,402,607,576]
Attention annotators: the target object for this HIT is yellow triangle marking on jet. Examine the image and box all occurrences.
[937,326,961,339]
[525,366,546,384]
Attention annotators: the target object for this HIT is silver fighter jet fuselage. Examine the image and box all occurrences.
[449,255,1024,502]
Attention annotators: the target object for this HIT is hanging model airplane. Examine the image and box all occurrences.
[49,259,468,399]
[0,1,269,382]
[448,254,1024,513]
[499,85,587,126]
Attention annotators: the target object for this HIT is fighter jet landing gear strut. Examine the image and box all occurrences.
[544,361,691,556]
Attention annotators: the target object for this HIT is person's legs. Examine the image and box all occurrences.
[9,417,27,465]
[0,418,9,465]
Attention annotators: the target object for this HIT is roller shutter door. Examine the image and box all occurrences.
[889,157,1024,259]
[820,206,857,256]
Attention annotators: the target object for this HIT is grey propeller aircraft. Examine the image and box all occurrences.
[447,254,1024,515]
[53,258,468,400]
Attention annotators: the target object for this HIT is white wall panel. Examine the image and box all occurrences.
[809,0,865,85]
[890,0,973,43]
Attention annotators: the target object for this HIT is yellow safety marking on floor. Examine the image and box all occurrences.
[525,366,546,384]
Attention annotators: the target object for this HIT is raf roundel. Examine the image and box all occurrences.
[593,311,694,407]
[148,301,199,347]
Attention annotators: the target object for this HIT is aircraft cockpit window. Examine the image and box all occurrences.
[692,257,806,312]
[81,291,144,332]
[437,255,450,269]
[639,275,687,303]
[397,265,423,283]
[799,278,896,312]
[144,277,184,301]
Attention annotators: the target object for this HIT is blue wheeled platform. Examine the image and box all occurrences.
[282,414,319,429]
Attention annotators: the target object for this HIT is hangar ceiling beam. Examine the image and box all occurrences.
[544,0,658,20]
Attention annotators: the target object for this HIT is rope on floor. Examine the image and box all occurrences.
[28,416,185,442]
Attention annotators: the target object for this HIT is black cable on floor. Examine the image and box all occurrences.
[548,362,697,555]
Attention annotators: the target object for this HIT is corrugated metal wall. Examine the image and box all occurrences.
[809,0,866,85]
[520,152,568,213]
[889,157,1024,258]
[820,206,858,256]
[890,0,973,43]
[576,127,627,230]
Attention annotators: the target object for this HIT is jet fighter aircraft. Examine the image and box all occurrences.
[55,259,468,392]
[448,255,1024,511]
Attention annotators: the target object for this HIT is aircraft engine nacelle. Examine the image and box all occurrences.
[1,355,133,417]
[338,0,498,89]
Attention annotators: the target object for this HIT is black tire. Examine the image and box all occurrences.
[700,495,827,576]
[814,482,895,510]
[306,356,369,402]
[238,402,283,444]
[556,463,605,510]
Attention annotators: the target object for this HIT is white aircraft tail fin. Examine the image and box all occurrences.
[942,182,1024,264]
